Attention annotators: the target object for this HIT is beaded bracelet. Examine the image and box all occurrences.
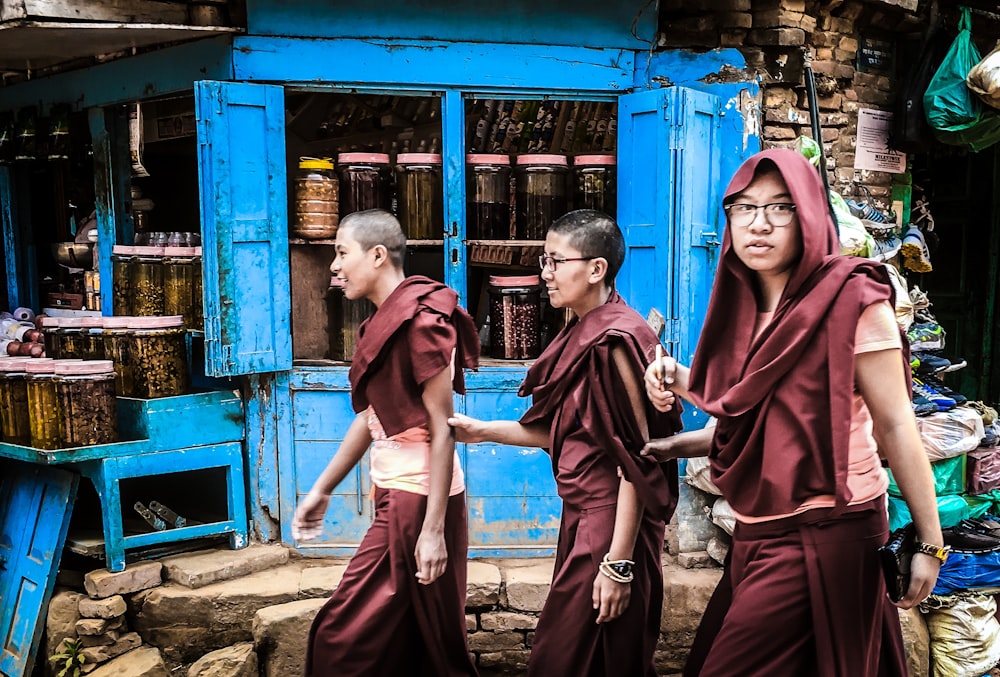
[599,553,635,584]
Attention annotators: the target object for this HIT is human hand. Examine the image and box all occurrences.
[446,413,489,444]
[291,490,331,542]
[414,528,448,585]
[644,354,677,413]
[642,434,684,461]
[592,572,631,623]
[894,552,941,609]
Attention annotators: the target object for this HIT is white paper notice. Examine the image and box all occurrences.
[855,108,906,173]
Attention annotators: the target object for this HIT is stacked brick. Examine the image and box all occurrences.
[658,0,925,211]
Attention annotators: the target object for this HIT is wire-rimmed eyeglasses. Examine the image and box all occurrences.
[538,255,598,271]
[724,202,797,228]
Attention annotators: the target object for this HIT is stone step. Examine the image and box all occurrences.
[157,544,290,589]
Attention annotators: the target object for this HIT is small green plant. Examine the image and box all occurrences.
[48,638,86,677]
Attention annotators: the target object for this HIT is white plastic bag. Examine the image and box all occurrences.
[916,406,985,461]
[711,497,736,536]
[967,42,1000,111]
[685,456,722,496]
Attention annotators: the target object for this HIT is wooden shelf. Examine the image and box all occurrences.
[289,238,444,246]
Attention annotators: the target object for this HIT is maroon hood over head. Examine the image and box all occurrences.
[688,148,894,517]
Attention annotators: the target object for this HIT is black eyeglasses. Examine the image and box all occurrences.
[724,202,797,228]
[538,255,597,271]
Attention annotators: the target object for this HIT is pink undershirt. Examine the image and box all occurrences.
[733,300,897,523]
[366,407,465,497]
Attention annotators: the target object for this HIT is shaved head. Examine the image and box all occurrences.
[548,209,625,284]
[338,209,407,268]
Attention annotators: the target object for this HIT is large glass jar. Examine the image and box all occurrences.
[488,275,541,360]
[54,360,118,447]
[514,154,568,240]
[102,316,134,396]
[395,153,443,239]
[130,246,165,316]
[326,277,374,361]
[57,317,86,360]
[38,316,62,358]
[111,245,136,315]
[128,316,189,399]
[337,152,392,218]
[293,157,340,240]
[572,155,617,216]
[0,358,31,445]
[163,247,199,328]
[26,358,60,449]
[80,316,105,360]
[466,154,512,240]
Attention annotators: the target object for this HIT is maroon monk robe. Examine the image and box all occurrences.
[307,275,479,677]
[519,293,682,677]
[684,148,907,676]
[350,275,479,436]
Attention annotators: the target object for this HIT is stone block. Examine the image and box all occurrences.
[718,12,752,29]
[503,562,553,613]
[720,29,749,48]
[130,561,307,664]
[79,596,127,619]
[477,650,531,673]
[299,565,346,598]
[480,612,538,632]
[77,618,113,636]
[466,614,478,632]
[677,483,723,553]
[748,28,805,46]
[706,536,729,565]
[159,545,290,589]
[80,632,142,664]
[659,565,723,670]
[87,646,168,677]
[46,590,86,669]
[252,598,326,677]
[467,631,526,652]
[799,15,817,33]
[84,562,162,599]
[815,47,834,61]
[188,642,258,677]
[764,87,798,108]
[677,551,716,568]
[468,561,502,608]
[79,631,119,648]
[839,36,860,53]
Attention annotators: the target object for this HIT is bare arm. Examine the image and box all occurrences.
[856,348,942,609]
[414,365,457,585]
[592,346,648,623]
[642,423,714,461]
[291,412,372,541]
[447,413,550,449]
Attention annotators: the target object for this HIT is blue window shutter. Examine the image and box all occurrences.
[617,88,677,348]
[617,87,722,366]
[670,87,723,368]
[0,462,78,677]
[196,80,292,376]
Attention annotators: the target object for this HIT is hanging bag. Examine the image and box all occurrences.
[891,18,948,154]
[967,41,1000,110]
[924,7,981,132]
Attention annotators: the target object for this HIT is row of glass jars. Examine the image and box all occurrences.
[37,315,190,399]
[111,245,203,325]
[291,152,616,242]
[0,357,118,449]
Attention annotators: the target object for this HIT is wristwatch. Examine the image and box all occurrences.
[916,541,951,564]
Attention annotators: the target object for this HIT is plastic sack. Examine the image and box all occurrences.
[967,42,1000,110]
[885,263,915,331]
[924,7,981,132]
[933,548,1000,595]
[889,494,970,532]
[967,446,1000,494]
[710,497,736,536]
[924,594,1000,677]
[915,407,985,461]
[684,456,722,496]
[965,490,1000,518]
[889,454,966,497]
[891,19,950,154]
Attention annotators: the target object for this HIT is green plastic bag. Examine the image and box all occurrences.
[924,7,981,132]
[888,494,970,532]
[888,454,967,497]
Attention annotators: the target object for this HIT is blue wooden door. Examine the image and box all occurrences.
[617,86,723,427]
[195,80,292,377]
[0,461,78,677]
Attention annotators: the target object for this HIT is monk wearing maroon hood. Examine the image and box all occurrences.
[450,209,683,676]
[293,209,479,677]
[642,149,944,676]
